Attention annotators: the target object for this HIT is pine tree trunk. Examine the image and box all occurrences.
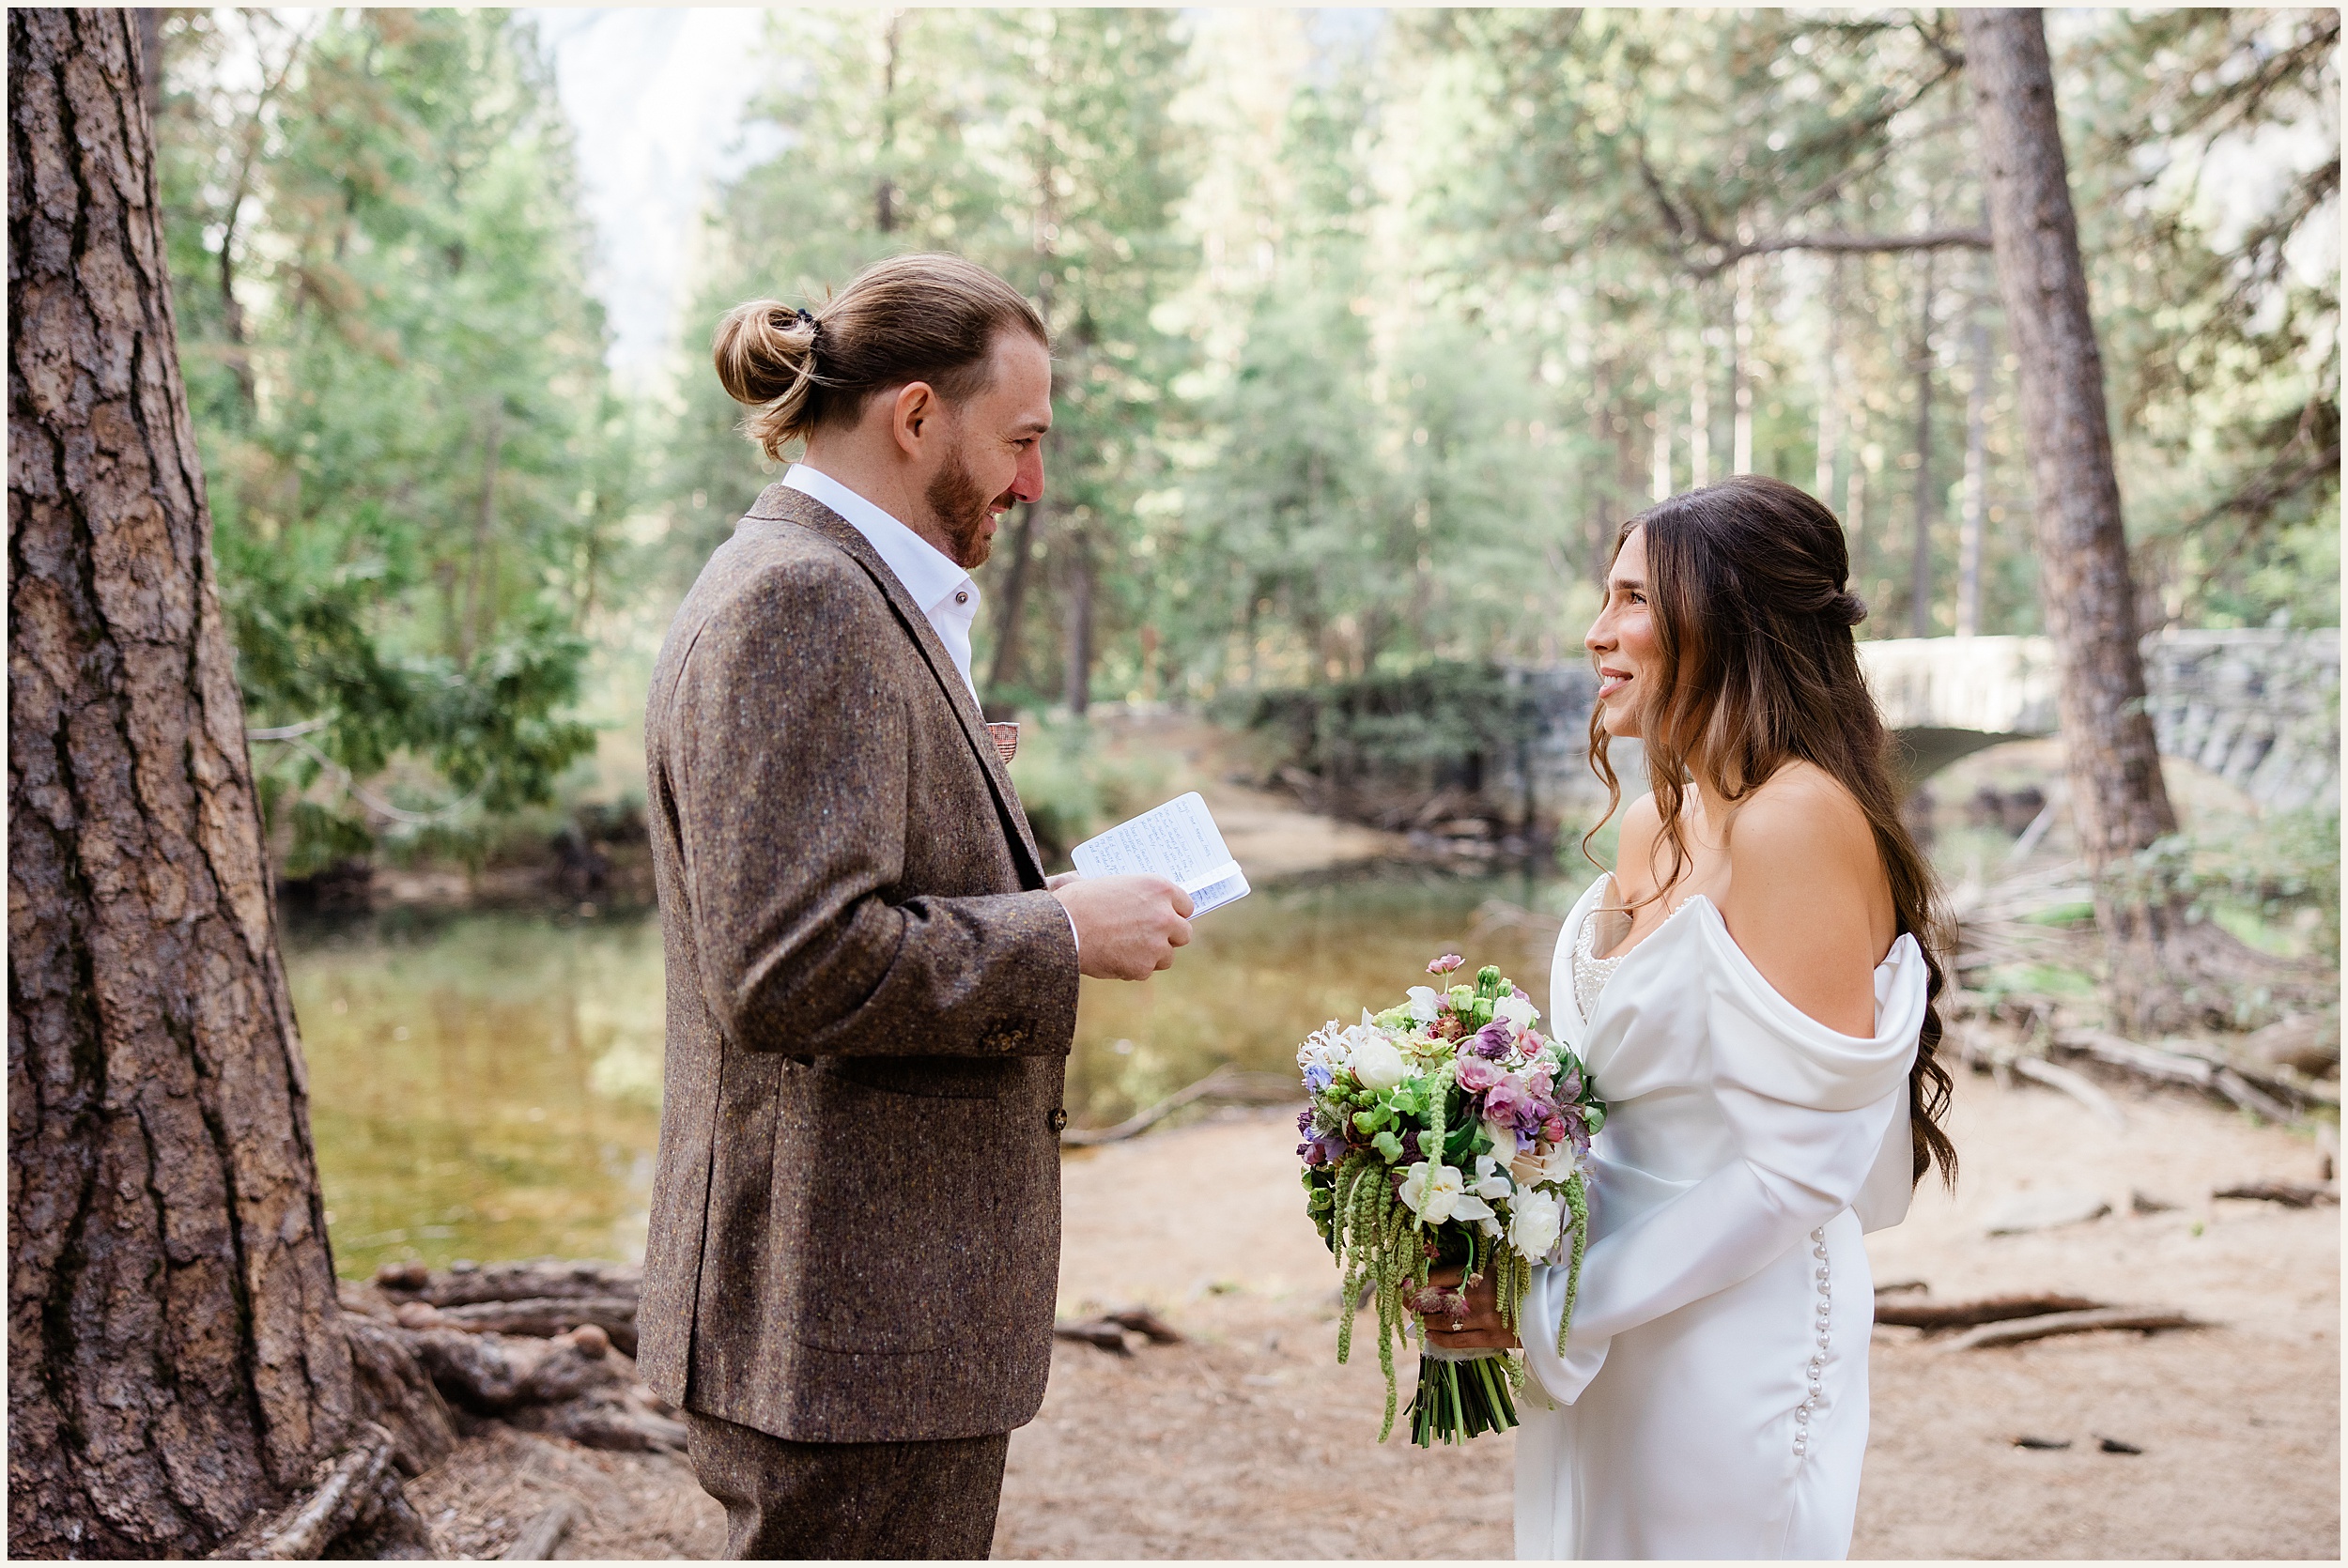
[1908,247,1938,638]
[1062,524,1093,715]
[1960,8,2187,1032]
[1956,306,1992,638]
[8,10,358,1554]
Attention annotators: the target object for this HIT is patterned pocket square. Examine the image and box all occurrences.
[985,721,1019,766]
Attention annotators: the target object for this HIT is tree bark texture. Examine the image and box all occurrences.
[1960,8,2184,1029]
[1062,523,1093,715]
[1957,309,1992,638]
[8,10,355,1555]
[1908,246,1937,638]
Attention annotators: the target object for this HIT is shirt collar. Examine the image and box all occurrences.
[781,462,977,616]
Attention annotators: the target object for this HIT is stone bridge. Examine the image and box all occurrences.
[1506,627,2340,816]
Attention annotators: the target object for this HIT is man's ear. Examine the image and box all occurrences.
[889,381,937,457]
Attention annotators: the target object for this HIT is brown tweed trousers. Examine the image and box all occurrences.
[639,484,1080,1464]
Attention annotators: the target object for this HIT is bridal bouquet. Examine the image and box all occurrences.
[1296,955,1603,1446]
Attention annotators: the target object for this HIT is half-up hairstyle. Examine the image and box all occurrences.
[712,252,1049,460]
[1586,474,1956,1189]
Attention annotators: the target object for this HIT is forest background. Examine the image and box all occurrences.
[151,6,2340,880]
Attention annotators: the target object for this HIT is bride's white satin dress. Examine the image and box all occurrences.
[1513,874,1926,1560]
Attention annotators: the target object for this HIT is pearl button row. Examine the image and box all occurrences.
[1794,1226,1830,1459]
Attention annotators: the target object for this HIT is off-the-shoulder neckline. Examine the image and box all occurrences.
[1573,874,1923,1044]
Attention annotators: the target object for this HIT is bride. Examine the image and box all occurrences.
[1421,475,1956,1560]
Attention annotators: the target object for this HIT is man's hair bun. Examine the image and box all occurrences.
[709,254,1049,460]
[713,300,822,410]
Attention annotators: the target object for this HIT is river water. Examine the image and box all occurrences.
[288,863,1587,1278]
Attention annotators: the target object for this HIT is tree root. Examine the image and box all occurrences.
[1940,1305,2207,1351]
[213,1422,417,1561]
[1874,1293,2108,1331]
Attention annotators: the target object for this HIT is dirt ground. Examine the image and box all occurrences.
[408,1063,2338,1560]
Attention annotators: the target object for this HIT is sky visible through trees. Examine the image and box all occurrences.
[152,8,2340,862]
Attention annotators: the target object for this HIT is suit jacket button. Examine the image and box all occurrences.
[1047,1108,1068,1134]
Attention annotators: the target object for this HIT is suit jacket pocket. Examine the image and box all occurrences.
[832,1055,1009,1100]
[787,1076,1040,1355]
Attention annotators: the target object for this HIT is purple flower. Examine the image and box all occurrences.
[1297,1108,1350,1166]
[1471,1022,1514,1059]
[1509,985,1531,1003]
[1455,1055,1505,1094]
[1427,954,1465,976]
[1304,1063,1334,1093]
[1483,1079,1534,1131]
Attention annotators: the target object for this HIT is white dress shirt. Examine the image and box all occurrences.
[781,463,1078,955]
[782,463,982,708]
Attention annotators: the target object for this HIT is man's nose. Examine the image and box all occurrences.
[1013,448,1044,505]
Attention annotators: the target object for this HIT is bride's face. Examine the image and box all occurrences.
[1584,526,1656,740]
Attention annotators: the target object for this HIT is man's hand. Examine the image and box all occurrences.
[1050,874,1192,980]
[1420,1263,1521,1352]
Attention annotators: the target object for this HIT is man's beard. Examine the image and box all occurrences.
[925,444,995,569]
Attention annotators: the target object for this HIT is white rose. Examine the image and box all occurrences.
[1350,1035,1408,1093]
[1507,1188,1566,1261]
[1494,994,1538,1032]
[1487,1124,1520,1163]
[1512,1139,1580,1189]
[1397,1161,1463,1223]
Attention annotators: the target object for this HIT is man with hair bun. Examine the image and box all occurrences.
[639,252,1194,1558]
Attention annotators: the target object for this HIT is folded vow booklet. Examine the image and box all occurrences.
[1070,791,1251,915]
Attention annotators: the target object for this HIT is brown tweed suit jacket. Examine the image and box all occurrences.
[637,483,1080,1445]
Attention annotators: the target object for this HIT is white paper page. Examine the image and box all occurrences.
[1069,791,1251,915]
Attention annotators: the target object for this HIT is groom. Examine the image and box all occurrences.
[638,253,1194,1559]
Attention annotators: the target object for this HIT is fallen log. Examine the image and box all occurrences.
[1104,1307,1183,1345]
[2054,1029,2214,1089]
[2051,1029,2335,1118]
[1874,1293,2107,1331]
[2210,1067,2298,1123]
[2011,1055,2126,1130]
[501,1498,580,1561]
[1941,1306,2205,1351]
[378,1257,641,1310]
[1054,1319,1135,1355]
[2214,1180,2340,1208]
[427,1295,641,1357]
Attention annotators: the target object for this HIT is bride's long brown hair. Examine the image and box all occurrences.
[1586,475,1956,1188]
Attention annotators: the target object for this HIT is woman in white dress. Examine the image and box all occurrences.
[1422,475,1957,1560]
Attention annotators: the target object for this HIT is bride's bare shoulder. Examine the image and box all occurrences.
[1719,764,1892,1030]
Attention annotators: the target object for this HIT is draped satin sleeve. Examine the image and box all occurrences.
[1523,905,1925,1407]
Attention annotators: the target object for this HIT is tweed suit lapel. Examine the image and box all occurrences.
[744,483,1049,884]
